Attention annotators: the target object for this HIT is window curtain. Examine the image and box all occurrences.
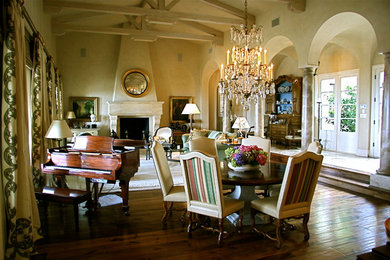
[31,35,47,189]
[2,0,42,259]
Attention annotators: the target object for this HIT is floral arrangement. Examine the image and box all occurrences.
[225,145,268,167]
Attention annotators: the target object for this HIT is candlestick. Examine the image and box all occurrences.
[220,64,224,79]
[264,49,267,65]
[227,50,230,64]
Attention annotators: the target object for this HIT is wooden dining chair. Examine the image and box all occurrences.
[241,136,272,196]
[241,136,271,162]
[151,141,187,226]
[251,151,324,248]
[180,151,244,247]
[189,136,218,156]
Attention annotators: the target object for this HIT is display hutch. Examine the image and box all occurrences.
[266,75,302,143]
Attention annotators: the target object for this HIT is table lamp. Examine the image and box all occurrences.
[232,117,250,138]
[181,103,200,131]
[45,120,73,148]
[66,111,76,128]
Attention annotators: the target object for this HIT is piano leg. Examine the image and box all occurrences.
[86,178,100,211]
[119,179,130,216]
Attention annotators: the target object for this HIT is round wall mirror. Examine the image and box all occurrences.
[121,69,150,98]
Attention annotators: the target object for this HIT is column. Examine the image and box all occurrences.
[222,93,231,133]
[302,67,314,150]
[371,52,390,190]
[254,97,264,137]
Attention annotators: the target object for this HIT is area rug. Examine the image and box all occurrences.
[64,153,183,193]
[101,155,183,193]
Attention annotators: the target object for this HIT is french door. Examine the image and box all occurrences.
[370,65,384,157]
[318,71,358,153]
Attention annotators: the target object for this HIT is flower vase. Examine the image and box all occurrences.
[228,162,260,172]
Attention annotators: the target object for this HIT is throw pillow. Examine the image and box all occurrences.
[208,131,222,139]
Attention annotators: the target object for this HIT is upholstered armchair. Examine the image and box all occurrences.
[251,151,324,248]
[153,127,173,149]
[151,142,186,226]
[307,140,323,154]
[180,151,244,247]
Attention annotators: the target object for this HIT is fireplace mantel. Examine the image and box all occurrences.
[107,101,164,137]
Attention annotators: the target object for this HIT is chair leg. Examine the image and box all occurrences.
[303,213,310,241]
[168,202,174,217]
[238,209,243,234]
[276,219,283,249]
[188,212,193,238]
[73,204,79,232]
[218,218,224,247]
[162,201,169,225]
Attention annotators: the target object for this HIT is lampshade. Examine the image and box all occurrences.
[45,120,73,139]
[181,103,200,115]
[66,111,76,119]
[232,117,250,130]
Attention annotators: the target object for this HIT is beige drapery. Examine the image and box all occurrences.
[2,0,42,259]
[31,36,47,188]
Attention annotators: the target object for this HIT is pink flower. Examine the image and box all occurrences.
[256,154,267,165]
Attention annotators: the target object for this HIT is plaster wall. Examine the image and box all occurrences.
[57,32,120,136]
[257,0,390,67]
[149,39,202,128]
[24,0,56,59]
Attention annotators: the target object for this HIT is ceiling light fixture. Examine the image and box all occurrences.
[219,0,275,111]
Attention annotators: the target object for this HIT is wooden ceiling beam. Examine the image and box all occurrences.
[53,12,106,23]
[200,0,255,25]
[144,0,157,9]
[52,23,223,44]
[43,0,244,25]
[166,0,180,10]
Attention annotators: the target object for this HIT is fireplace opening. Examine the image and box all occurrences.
[119,117,149,140]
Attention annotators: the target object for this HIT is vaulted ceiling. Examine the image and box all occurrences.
[43,0,306,45]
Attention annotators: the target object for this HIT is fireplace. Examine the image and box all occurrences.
[108,101,164,139]
[119,117,149,140]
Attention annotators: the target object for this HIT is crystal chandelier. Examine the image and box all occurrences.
[219,0,275,111]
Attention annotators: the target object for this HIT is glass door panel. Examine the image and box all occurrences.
[337,76,357,153]
[319,79,336,150]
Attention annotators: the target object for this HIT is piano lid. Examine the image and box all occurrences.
[71,136,115,154]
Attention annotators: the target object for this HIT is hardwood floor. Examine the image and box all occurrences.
[35,184,390,260]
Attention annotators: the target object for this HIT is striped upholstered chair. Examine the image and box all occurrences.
[250,151,323,248]
[151,142,187,226]
[180,151,244,247]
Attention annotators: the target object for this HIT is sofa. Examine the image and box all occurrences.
[181,129,237,161]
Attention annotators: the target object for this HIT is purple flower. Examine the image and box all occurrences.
[234,153,246,165]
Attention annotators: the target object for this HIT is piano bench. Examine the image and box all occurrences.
[35,186,92,232]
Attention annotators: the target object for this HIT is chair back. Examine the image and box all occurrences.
[189,136,218,157]
[180,151,223,218]
[241,136,271,161]
[276,151,323,218]
[151,142,174,197]
[154,127,172,144]
[307,141,322,154]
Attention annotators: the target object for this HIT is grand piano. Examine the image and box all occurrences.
[42,135,140,215]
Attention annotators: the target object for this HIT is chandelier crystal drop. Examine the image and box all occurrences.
[219,0,275,111]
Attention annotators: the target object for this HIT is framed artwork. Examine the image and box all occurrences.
[69,96,98,121]
[170,96,192,123]
[121,69,150,98]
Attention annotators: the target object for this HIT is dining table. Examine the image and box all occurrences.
[220,161,286,225]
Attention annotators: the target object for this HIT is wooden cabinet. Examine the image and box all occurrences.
[268,124,288,143]
[266,75,302,143]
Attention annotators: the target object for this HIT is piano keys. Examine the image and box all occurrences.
[41,135,140,215]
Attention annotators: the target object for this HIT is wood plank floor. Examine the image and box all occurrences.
[35,184,390,260]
